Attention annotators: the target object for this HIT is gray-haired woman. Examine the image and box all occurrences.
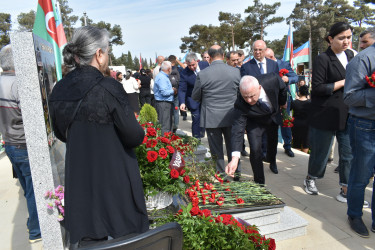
[49,26,149,247]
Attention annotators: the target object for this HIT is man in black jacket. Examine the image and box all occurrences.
[168,55,180,133]
[226,74,286,184]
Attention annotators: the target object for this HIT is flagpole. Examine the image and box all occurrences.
[309,37,312,83]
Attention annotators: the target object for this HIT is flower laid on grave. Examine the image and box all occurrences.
[365,72,375,88]
[185,176,281,210]
[281,108,294,128]
[136,121,198,197]
[157,203,276,250]
[279,68,289,77]
[45,185,64,221]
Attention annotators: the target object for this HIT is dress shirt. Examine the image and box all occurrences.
[254,58,267,74]
[336,51,348,69]
[344,44,375,120]
[153,71,174,102]
[123,77,139,94]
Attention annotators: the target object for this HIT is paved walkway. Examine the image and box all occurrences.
[0,114,374,249]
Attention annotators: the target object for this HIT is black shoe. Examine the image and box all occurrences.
[262,156,270,163]
[241,150,249,157]
[348,216,369,238]
[284,149,294,157]
[328,157,333,163]
[269,162,278,174]
[334,166,339,173]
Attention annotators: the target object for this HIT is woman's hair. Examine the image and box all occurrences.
[299,85,309,97]
[125,70,132,80]
[325,22,352,43]
[63,26,110,70]
[0,45,14,71]
[298,79,305,87]
[116,71,122,78]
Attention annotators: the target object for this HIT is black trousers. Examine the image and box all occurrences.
[139,90,151,107]
[246,121,278,184]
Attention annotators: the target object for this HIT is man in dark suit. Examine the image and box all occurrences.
[178,53,209,138]
[192,45,241,179]
[265,48,299,158]
[240,40,279,77]
[226,74,287,184]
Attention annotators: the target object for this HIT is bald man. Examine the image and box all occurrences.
[153,55,165,79]
[192,45,241,180]
[226,74,287,184]
[240,40,279,77]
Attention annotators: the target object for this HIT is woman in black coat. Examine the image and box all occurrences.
[303,22,354,202]
[49,26,149,247]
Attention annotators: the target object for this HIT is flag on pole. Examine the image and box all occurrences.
[139,53,142,69]
[292,41,309,69]
[33,0,67,81]
[282,22,293,68]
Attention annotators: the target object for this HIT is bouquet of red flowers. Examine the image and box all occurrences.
[282,109,294,127]
[365,72,375,88]
[136,122,195,197]
[279,68,289,77]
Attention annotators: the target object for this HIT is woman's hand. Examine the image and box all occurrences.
[333,79,345,91]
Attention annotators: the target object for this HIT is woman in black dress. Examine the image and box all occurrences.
[291,85,311,153]
[49,26,149,247]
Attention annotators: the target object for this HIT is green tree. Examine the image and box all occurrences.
[80,14,93,26]
[350,0,375,50]
[0,13,11,48]
[244,0,284,40]
[218,12,242,50]
[59,0,78,41]
[133,56,140,71]
[17,10,35,32]
[126,51,134,69]
[266,35,287,59]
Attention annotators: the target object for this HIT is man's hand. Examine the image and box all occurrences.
[280,103,287,109]
[282,75,289,83]
[225,156,240,177]
[173,87,177,95]
[180,103,187,112]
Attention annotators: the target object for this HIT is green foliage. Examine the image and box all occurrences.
[59,0,78,41]
[156,204,274,250]
[17,10,35,32]
[0,13,11,48]
[133,56,140,71]
[244,0,284,40]
[139,104,158,125]
[187,159,216,183]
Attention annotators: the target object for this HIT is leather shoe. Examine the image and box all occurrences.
[285,149,294,157]
[348,216,369,238]
[269,162,278,174]
[262,156,270,163]
[241,150,249,157]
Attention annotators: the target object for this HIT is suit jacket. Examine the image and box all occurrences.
[178,61,209,110]
[240,58,279,77]
[191,60,240,128]
[231,73,287,152]
[309,47,354,131]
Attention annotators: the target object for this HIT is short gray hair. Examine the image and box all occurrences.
[360,27,375,39]
[63,26,110,70]
[0,45,14,71]
[185,53,198,63]
[239,75,259,92]
[161,61,172,71]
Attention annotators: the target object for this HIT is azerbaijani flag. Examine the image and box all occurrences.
[139,53,142,69]
[292,41,309,69]
[282,22,293,68]
[33,0,67,81]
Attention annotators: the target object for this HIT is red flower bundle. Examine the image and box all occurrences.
[365,72,375,88]
[282,108,294,128]
[279,68,289,77]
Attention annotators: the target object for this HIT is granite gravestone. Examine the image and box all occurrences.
[10,32,65,249]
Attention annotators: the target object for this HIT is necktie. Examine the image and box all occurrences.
[259,62,264,74]
[257,99,271,113]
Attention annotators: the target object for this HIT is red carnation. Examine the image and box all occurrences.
[279,68,289,77]
[170,169,179,179]
[160,137,170,144]
[171,135,180,141]
[147,151,158,162]
[183,175,190,184]
[201,209,211,217]
[236,198,245,204]
[142,136,148,144]
[190,206,201,216]
[147,127,157,137]
[158,148,168,159]
[166,145,175,154]
[175,106,178,110]
[268,238,276,250]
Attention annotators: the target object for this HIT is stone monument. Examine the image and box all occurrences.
[10,32,65,249]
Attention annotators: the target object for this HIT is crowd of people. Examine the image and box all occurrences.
[0,22,374,246]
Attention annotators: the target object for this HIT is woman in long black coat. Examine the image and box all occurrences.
[49,26,149,246]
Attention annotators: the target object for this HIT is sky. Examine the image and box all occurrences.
[4,0,307,61]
